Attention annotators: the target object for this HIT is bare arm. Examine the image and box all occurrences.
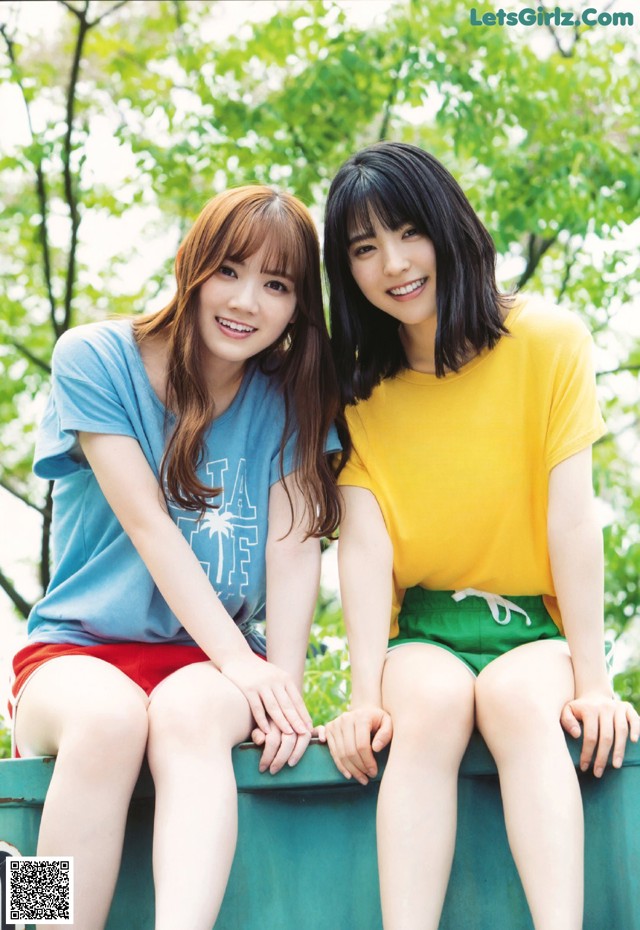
[548,446,639,775]
[265,476,321,689]
[78,432,311,737]
[321,486,394,785]
[251,475,320,773]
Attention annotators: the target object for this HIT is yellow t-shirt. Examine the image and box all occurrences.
[338,299,606,636]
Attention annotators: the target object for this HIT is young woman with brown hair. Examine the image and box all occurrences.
[9,185,341,930]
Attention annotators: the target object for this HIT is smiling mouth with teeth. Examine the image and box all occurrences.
[216,317,257,334]
[388,278,427,297]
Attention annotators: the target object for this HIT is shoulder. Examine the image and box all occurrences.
[343,378,392,438]
[508,296,592,351]
[52,319,134,378]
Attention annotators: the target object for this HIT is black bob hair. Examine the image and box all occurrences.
[324,142,509,405]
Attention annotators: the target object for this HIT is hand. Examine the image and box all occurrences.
[316,705,393,786]
[250,721,312,774]
[220,652,312,737]
[561,691,640,777]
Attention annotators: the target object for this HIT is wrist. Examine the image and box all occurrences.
[216,641,254,672]
[574,680,614,699]
[350,689,383,709]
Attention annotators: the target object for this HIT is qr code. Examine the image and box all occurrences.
[6,857,73,925]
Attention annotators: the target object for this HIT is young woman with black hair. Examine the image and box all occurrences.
[10,185,341,930]
[319,142,639,930]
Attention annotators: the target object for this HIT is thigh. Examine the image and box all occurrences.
[383,644,476,742]
[14,655,149,758]
[147,661,254,751]
[475,638,575,733]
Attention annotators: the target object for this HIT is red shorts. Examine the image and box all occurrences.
[10,640,212,718]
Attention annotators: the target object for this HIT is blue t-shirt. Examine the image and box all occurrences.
[28,319,332,650]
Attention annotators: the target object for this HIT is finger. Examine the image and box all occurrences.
[269,732,299,774]
[324,725,353,781]
[579,711,599,772]
[259,726,283,773]
[629,705,640,743]
[246,690,272,736]
[354,717,378,777]
[340,722,372,785]
[265,684,309,736]
[611,703,630,769]
[258,689,295,736]
[251,727,266,746]
[284,681,313,731]
[287,731,312,768]
[312,725,327,742]
[560,703,582,739]
[327,721,369,784]
[592,711,614,778]
[372,713,393,752]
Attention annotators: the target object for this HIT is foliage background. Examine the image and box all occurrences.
[0,0,638,752]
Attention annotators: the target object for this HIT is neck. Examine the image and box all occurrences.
[201,357,247,411]
[399,316,438,374]
[139,331,247,416]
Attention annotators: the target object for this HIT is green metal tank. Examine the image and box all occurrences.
[1,733,639,929]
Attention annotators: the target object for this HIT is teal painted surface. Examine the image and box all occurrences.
[1,734,639,929]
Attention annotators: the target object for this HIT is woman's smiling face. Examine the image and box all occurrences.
[197,242,297,373]
[348,216,437,328]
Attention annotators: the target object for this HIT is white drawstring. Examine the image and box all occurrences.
[451,589,532,627]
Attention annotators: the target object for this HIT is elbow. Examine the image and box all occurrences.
[124,507,175,553]
[338,526,393,574]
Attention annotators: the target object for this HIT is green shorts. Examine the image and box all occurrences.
[389,588,566,676]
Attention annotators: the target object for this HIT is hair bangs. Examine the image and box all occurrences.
[220,199,306,288]
[344,169,424,243]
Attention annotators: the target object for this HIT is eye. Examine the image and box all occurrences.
[266,279,291,293]
[218,264,237,278]
[352,243,374,257]
[402,227,419,239]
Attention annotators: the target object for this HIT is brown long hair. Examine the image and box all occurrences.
[133,186,341,538]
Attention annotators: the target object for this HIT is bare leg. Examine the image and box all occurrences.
[377,645,475,930]
[146,661,253,930]
[475,639,582,930]
[14,656,149,930]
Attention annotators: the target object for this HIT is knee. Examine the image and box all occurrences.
[475,668,559,742]
[61,696,148,773]
[390,677,475,752]
[148,682,247,755]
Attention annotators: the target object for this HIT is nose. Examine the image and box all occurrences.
[382,244,410,277]
[228,279,259,314]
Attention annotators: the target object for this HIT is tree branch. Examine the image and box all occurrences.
[0,479,50,517]
[58,0,84,19]
[90,0,130,28]
[8,340,52,375]
[0,24,58,335]
[0,566,33,619]
[40,482,54,592]
[596,364,640,379]
[516,233,558,290]
[60,3,90,333]
[556,236,583,302]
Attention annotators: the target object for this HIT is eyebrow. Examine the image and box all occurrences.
[262,267,294,281]
[347,229,375,248]
[226,256,293,280]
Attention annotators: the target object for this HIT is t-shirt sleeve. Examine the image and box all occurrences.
[545,329,607,471]
[336,406,377,492]
[268,422,342,486]
[34,327,138,479]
